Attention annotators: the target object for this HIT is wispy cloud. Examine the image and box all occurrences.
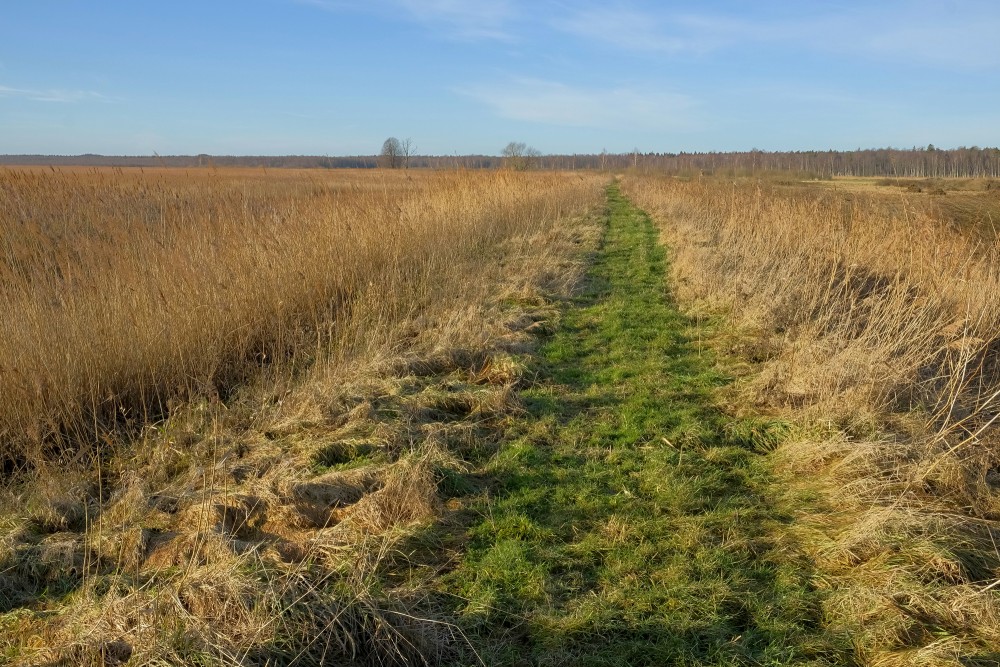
[396,0,516,39]
[458,77,697,129]
[296,0,517,40]
[554,1,1000,68]
[856,2,1000,68]
[554,7,718,54]
[0,85,110,103]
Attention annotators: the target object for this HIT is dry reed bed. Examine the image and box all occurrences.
[0,167,604,665]
[622,175,1000,664]
[0,168,596,461]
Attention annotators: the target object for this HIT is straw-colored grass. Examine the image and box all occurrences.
[0,167,604,664]
[622,174,1000,664]
[0,167,598,462]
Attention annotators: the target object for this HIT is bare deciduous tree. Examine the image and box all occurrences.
[400,138,415,169]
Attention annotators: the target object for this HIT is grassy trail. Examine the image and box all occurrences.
[442,185,847,665]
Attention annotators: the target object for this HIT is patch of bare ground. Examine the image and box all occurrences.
[0,169,604,665]
[622,174,1000,665]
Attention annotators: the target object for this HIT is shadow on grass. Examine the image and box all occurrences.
[423,185,852,666]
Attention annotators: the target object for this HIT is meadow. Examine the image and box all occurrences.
[0,167,605,664]
[2,166,1000,666]
[0,167,599,462]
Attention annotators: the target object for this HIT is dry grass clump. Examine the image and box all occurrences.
[0,167,604,664]
[622,174,1000,664]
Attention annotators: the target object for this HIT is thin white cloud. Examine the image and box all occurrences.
[753,2,1000,69]
[856,5,1000,68]
[296,0,517,40]
[396,0,515,39]
[554,1,1000,68]
[0,85,110,103]
[555,7,716,54]
[458,77,697,129]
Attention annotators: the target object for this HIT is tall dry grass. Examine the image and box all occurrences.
[623,175,1000,664]
[0,167,597,463]
[0,166,604,665]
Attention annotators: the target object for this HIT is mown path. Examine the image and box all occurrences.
[441,184,848,666]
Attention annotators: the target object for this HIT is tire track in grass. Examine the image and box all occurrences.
[442,183,850,666]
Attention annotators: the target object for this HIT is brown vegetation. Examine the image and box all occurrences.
[0,167,604,664]
[0,167,595,463]
[622,174,1000,664]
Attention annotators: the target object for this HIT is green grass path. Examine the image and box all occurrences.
[442,184,847,666]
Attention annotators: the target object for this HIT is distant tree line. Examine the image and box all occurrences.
[528,146,1000,178]
[0,154,385,169]
[3,146,999,178]
[595,146,1000,178]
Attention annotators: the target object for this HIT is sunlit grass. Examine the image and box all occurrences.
[441,185,845,665]
[623,174,1000,664]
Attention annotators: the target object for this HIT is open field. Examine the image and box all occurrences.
[0,167,599,462]
[0,167,605,663]
[2,167,1000,666]
[795,176,1000,240]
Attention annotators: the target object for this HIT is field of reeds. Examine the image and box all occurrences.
[622,174,1000,665]
[0,167,602,462]
[0,167,604,664]
[7,164,1000,665]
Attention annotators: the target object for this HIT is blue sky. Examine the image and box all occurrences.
[2,0,998,155]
